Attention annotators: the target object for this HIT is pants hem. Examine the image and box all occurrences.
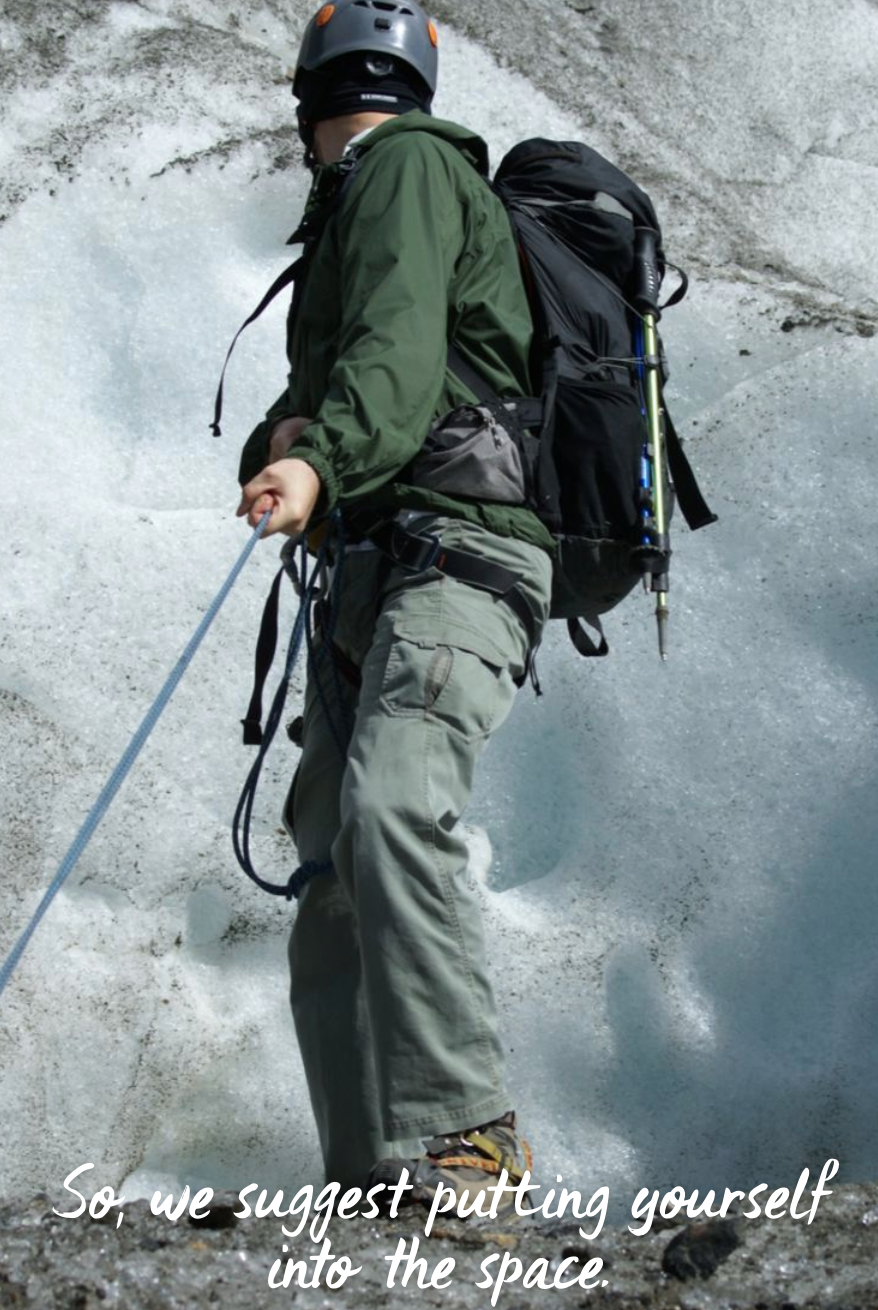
[385,1092,512,1141]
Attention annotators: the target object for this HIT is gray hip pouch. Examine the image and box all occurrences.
[409,404,527,504]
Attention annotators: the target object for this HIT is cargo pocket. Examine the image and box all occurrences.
[379,636,509,744]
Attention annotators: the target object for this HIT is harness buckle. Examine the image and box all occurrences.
[389,526,442,573]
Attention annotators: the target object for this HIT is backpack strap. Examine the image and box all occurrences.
[664,412,719,532]
[210,257,305,437]
[567,617,609,658]
[446,343,542,430]
[660,263,689,311]
[211,152,368,439]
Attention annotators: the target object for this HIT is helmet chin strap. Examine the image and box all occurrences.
[296,106,319,170]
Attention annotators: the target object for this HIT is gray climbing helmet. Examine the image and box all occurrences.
[295,0,439,94]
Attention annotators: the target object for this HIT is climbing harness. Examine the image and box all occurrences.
[361,517,541,657]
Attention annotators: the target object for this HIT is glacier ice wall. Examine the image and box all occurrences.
[1,0,877,1206]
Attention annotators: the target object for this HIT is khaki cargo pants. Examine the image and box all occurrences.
[287,515,552,1187]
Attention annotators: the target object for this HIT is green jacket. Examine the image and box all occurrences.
[238,111,554,553]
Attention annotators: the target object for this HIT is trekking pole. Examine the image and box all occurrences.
[632,226,671,660]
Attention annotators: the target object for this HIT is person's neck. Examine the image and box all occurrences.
[312,112,397,164]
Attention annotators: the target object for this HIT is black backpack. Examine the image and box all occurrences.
[452,137,717,657]
[215,133,716,660]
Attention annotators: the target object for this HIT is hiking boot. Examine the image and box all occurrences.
[368,1111,533,1219]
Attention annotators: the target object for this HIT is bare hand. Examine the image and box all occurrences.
[237,458,323,537]
[268,415,313,464]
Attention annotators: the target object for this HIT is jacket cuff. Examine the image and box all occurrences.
[291,448,340,510]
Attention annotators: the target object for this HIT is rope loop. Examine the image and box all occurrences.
[232,508,348,899]
[285,859,334,902]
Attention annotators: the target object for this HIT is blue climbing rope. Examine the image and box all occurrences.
[0,513,271,1003]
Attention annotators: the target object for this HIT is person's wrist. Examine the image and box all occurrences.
[268,415,313,464]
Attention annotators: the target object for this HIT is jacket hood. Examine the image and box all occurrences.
[288,112,489,246]
[351,110,490,176]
